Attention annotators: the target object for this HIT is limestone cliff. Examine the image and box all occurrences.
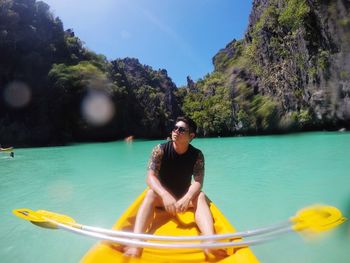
[204,0,350,134]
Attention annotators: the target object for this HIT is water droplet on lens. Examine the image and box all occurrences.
[4,81,31,108]
[81,91,115,126]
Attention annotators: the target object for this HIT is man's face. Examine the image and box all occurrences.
[171,121,193,143]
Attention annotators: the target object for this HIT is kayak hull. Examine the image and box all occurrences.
[81,190,259,263]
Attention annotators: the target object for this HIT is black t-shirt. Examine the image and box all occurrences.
[148,141,204,199]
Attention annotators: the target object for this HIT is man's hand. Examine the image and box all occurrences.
[176,195,191,213]
[161,192,177,216]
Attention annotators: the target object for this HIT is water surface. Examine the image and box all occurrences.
[1,132,349,262]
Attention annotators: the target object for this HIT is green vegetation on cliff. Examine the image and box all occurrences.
[182,72,232,136]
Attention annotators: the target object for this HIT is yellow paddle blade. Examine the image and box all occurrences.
[13,208,47,223]
[13,209,78,229]
[291,205,346,233]
[36,210,77,226]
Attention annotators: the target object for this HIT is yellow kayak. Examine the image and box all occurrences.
[81,190,259,263]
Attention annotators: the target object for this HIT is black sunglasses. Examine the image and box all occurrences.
[172,125,188,134]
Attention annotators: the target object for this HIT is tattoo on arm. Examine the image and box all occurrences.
[193,151,204,184]
[147,144,163,176]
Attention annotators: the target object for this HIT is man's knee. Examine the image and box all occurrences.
[198,192,206,200]
[193,191,207,208]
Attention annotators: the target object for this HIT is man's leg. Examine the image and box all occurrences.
[193,192,215,235]
[124,189,161,257]
[193,192,227,258]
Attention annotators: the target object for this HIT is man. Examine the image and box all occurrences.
[124,116,226,258]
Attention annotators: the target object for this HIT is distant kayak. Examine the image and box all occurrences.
[81,190,259,263]
[0,147,14,152]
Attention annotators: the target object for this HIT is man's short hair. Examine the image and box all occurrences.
[176,116,197,134]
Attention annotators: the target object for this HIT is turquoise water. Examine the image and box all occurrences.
[1,132,349,263]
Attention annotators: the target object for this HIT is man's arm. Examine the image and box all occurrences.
[146,145,177,215]
[176,151,205,213]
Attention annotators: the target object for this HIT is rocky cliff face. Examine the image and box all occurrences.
[2,0,350,145]
[0,0,182,146]
[211,0,350,133]
[110,58,181,138]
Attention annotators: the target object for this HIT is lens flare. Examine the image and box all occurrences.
[4,81,31,108]
[81,92,115,126]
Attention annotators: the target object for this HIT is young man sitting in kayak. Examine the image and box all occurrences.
[124,116,227,258]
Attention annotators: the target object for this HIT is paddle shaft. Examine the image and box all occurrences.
[81,221,291,241]
[51,218,293,249]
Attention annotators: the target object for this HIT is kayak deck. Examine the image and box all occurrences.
[81,191,259,263]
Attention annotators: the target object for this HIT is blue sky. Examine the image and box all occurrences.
[44,0,253,86]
